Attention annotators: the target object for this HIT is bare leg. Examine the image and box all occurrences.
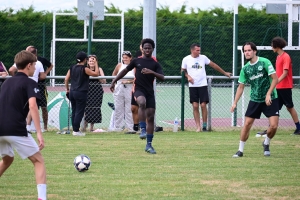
[146,108,155,134]
[28,152,46,184]
[41,107,48,130]
[0,156,14,177]
[90,123,94,132]
[266,116,279,139]
[131,105,139,124]
[137,96,147,123]
[200,102,207,128]
[287,107,299,123]
[192,102,201,132]
[240,117,255,141]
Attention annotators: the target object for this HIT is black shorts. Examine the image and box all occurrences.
[38,83,48,107]
[131,92,138,106]
[189,86,209,104]
[133,89,156,108]
[245,99,279,119]
[277,88,294,109]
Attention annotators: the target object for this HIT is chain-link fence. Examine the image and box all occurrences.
[30,76,300,133]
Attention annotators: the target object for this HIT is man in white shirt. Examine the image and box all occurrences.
[181,43,231,132]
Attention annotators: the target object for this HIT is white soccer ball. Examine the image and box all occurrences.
[74,154,91,172]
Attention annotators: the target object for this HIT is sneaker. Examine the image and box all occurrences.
[139,129,146,140]
[256,130,267,138]
[72,131,85,136]
[232,150,243,158]
[108,102,115,110]
[145,145,156,154]
[262,142,270,156]
[202,127,208,132]
[125,131,136,134]
[293,129,300,135]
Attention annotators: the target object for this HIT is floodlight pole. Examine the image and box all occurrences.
[88,12,93,55]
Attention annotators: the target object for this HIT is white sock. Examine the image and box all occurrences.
[238,141,245,152]
[37,184,47,200]
[264,137,271,145]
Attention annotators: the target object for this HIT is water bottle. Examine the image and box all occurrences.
[173,117,179,132]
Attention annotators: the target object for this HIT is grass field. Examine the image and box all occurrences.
[1,130,300,199]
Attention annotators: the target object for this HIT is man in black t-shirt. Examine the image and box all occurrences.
[110,38,164,154]
[0,50,47,200]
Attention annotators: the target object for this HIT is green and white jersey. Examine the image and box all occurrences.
[239,57,277,102]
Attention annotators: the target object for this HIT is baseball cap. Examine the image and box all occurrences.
[76,51,88,62]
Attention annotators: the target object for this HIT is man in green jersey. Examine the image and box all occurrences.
[231,42,279,158]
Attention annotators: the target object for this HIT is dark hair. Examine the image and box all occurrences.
[27,46,37,55]
[242,42,257,52]
[142,38,155,49]
[271,37,287,49]
[190,43,200,50]
[14,50,37,70]
[122,51,132,57]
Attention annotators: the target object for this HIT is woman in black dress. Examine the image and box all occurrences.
[84,55,106,132]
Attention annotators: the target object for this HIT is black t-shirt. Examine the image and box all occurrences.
[70,64,89,93]
[38,56,51,83]
[126,57,163,95]
[0,72,40,136]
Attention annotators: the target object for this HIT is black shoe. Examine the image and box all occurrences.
[293,129,300,135]
[108,102,115,110]
[125,131,136,134]
[262,141,270,156]
[145,145,156,154]
[256,130,267,137]
[155,126,163,132]
[202,127,208,132]
[232,150,243,158]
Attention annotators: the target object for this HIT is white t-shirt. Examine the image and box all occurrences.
[181,55,210,87]
[13,61,44,82]
[117,63,134,85]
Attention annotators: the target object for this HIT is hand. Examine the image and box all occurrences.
[224,72,231,78]
[141,68,153,74]
[37,133,45,150]
[110,82,116,92]
[230,103,237,113]
[187,75,194,84]
[265,94,272,106]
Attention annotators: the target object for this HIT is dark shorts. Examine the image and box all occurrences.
[38,83,48,107]
[245,99,280,119]
[131,92,138,106]
[189,86,209,104]
[277,88,294,109]
[133,89,156,108]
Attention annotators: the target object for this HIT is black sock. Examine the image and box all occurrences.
[133,124,139,131]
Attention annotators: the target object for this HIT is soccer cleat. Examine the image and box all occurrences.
[202,127,208,132]
[145,145,156,154]
[262,142,270,156]
[139,129,146,140]
[125,131,136,134]
[256,130,267,138]
[108,102,115,110]
[293,129,300,135]
[72,131,86,136]
[232,150,243,158]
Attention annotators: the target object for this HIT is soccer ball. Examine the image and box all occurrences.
[73,154,91,172]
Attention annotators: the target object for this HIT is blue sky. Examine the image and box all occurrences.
[0,0,237,12]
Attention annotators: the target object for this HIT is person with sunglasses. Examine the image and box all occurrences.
[111,51,135,133]
[84,55,106,132]
[64,51,100,136]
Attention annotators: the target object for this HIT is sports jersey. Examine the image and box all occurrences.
[126,57,163,96]
[38,56,51,83]
[0,72,40,136]
[276,52,293,89]
[181,55,210,87]
[239,57,277,102]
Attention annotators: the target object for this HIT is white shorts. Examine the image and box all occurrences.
[0,135,39,159]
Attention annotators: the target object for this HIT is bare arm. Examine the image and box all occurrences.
[9,65,17,76]
[230,83,245,112]
[110,68,129,92]
[45,64,54,75]
[278,69,288,83]
[85,63,99,77]
[39,72,46,80]
[181,68,194,84]
[65,70,70,93]
[112,63,121,76]
[29,97,44,150]
[99,67,106,84]
[209,61,231,77]
[265,73,278,106]
[141,68,164,81]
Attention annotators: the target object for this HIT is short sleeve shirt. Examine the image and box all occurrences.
[126,57,163,96]
[0,72,41,136]
[181,55,210,87]
[13,61,44,82]
[276,52,293,89]
[238,57,277,102]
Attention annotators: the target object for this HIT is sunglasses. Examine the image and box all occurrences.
[122,51,132,56]
[88,55,97,60]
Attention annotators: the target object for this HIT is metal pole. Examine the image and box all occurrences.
[143,0,156,56]
[207,78,212,131]
[233,1,238,126]
[88,12,93,55]
[43,23,45,57]
[181,71,185,131]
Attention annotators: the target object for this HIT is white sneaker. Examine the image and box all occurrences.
[72,131,85,136]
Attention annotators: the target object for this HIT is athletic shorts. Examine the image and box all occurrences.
[133,89,156,108]
[189,86,209,104]
[38,83,48,107]
[131,92,138,106]
[245,98,279,119]
[0,135,39,159]
[277,88,294,109]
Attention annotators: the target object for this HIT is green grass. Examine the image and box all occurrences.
[1,130,300,200]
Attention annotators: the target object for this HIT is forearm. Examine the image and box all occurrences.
[65,79,69,91]
[153,72,164,81]
[233,85,244,104]
[112,69,127,84]
[30,105,42,133]
[267,79,278,96]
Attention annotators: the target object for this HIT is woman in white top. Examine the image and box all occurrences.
[111,51,135,133]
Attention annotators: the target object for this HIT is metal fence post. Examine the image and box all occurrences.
[207,77,212,131]
[181,71,185,131]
